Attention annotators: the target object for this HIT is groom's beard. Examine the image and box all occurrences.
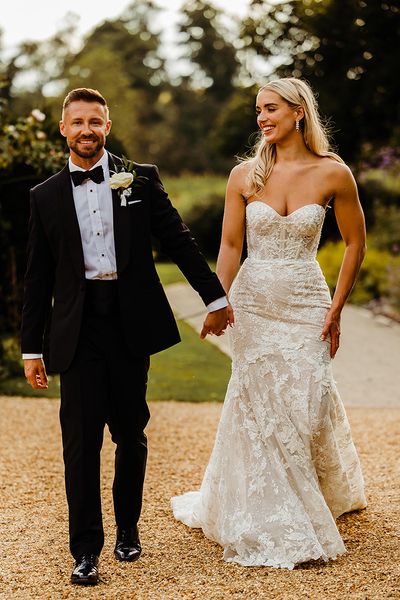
[68,136,105,159]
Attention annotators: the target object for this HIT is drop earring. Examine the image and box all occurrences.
[295,120,300,132]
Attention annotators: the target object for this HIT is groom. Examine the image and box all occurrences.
[21,88,228,585]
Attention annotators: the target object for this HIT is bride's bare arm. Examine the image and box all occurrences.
[216,165,247,296]
[321,163,367,357]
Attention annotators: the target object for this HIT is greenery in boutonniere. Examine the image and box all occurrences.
[109,156,148,206]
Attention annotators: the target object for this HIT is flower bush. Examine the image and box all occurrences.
[0,104,67,175]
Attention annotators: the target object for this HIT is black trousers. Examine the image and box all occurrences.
[59,281,150,559]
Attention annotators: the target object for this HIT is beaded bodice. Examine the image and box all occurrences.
[246,201,326,261]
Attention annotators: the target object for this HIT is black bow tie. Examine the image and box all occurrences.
[70,165,104,186]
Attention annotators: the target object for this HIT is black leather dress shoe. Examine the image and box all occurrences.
[114,526,142,562]
[71,554,99,585]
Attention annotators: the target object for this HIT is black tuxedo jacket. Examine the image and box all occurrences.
[21,152,225,373]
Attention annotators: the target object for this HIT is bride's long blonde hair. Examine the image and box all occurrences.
[243,78,344,197]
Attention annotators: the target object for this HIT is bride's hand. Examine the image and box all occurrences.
[321,309,341,358]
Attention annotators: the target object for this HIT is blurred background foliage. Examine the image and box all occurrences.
[0,0,399,383]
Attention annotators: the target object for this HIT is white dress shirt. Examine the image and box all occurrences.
[23,152,227,359]
[70,152,117,280]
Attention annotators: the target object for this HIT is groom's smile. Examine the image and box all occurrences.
[79,138,97,145]
[76,137,99,154]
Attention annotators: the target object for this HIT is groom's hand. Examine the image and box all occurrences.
[24,358,49,389]
[200,307,229,339]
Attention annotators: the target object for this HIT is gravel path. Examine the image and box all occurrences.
[0,397,399,599]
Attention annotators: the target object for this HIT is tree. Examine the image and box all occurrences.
[179,0,240,101]
[210,86,259,162]
[240,0,400,162]
[174,1,242,169]
[71,1,165,92]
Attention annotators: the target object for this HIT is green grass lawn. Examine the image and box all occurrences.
[147,320,230,402]
[155,261,216,286]
[155,262,187,286]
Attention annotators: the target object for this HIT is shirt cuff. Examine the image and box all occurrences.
[22,353,43,359]
[206,296,228,312]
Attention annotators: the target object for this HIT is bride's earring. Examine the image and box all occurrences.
[295,120,300,132]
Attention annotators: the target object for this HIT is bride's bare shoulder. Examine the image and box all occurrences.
[228,161,252,193]
[318,157,353,180]
[315,157,357,198]
[230,161,252,178]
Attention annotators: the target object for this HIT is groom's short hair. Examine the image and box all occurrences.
[62,88,109,118]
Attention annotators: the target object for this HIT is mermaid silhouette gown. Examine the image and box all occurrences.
[171,201,367,569]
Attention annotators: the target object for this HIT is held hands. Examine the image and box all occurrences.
[24,358,49,389]
[321,308,341,359]
[200,304,234,339]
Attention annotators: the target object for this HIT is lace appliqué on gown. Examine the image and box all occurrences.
[171,202,367,569]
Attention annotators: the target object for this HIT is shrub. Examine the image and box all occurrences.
[317,241,400,309]
[368,202,400,254]
[357,153,400,233]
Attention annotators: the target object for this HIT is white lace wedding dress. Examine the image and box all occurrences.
[171,201,367,569]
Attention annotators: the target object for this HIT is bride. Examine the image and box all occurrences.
[171,77,367,569]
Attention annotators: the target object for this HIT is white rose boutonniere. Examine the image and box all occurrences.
[109,156,148,206]
[109,172,134,189]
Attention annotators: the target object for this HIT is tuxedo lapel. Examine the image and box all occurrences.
[57,165,85,280]
[108,153,131,274]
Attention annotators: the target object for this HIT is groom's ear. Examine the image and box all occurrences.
[59,120,66,137]
[105,119,112,136]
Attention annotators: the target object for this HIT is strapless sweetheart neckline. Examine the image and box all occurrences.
[246,201,326,219]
